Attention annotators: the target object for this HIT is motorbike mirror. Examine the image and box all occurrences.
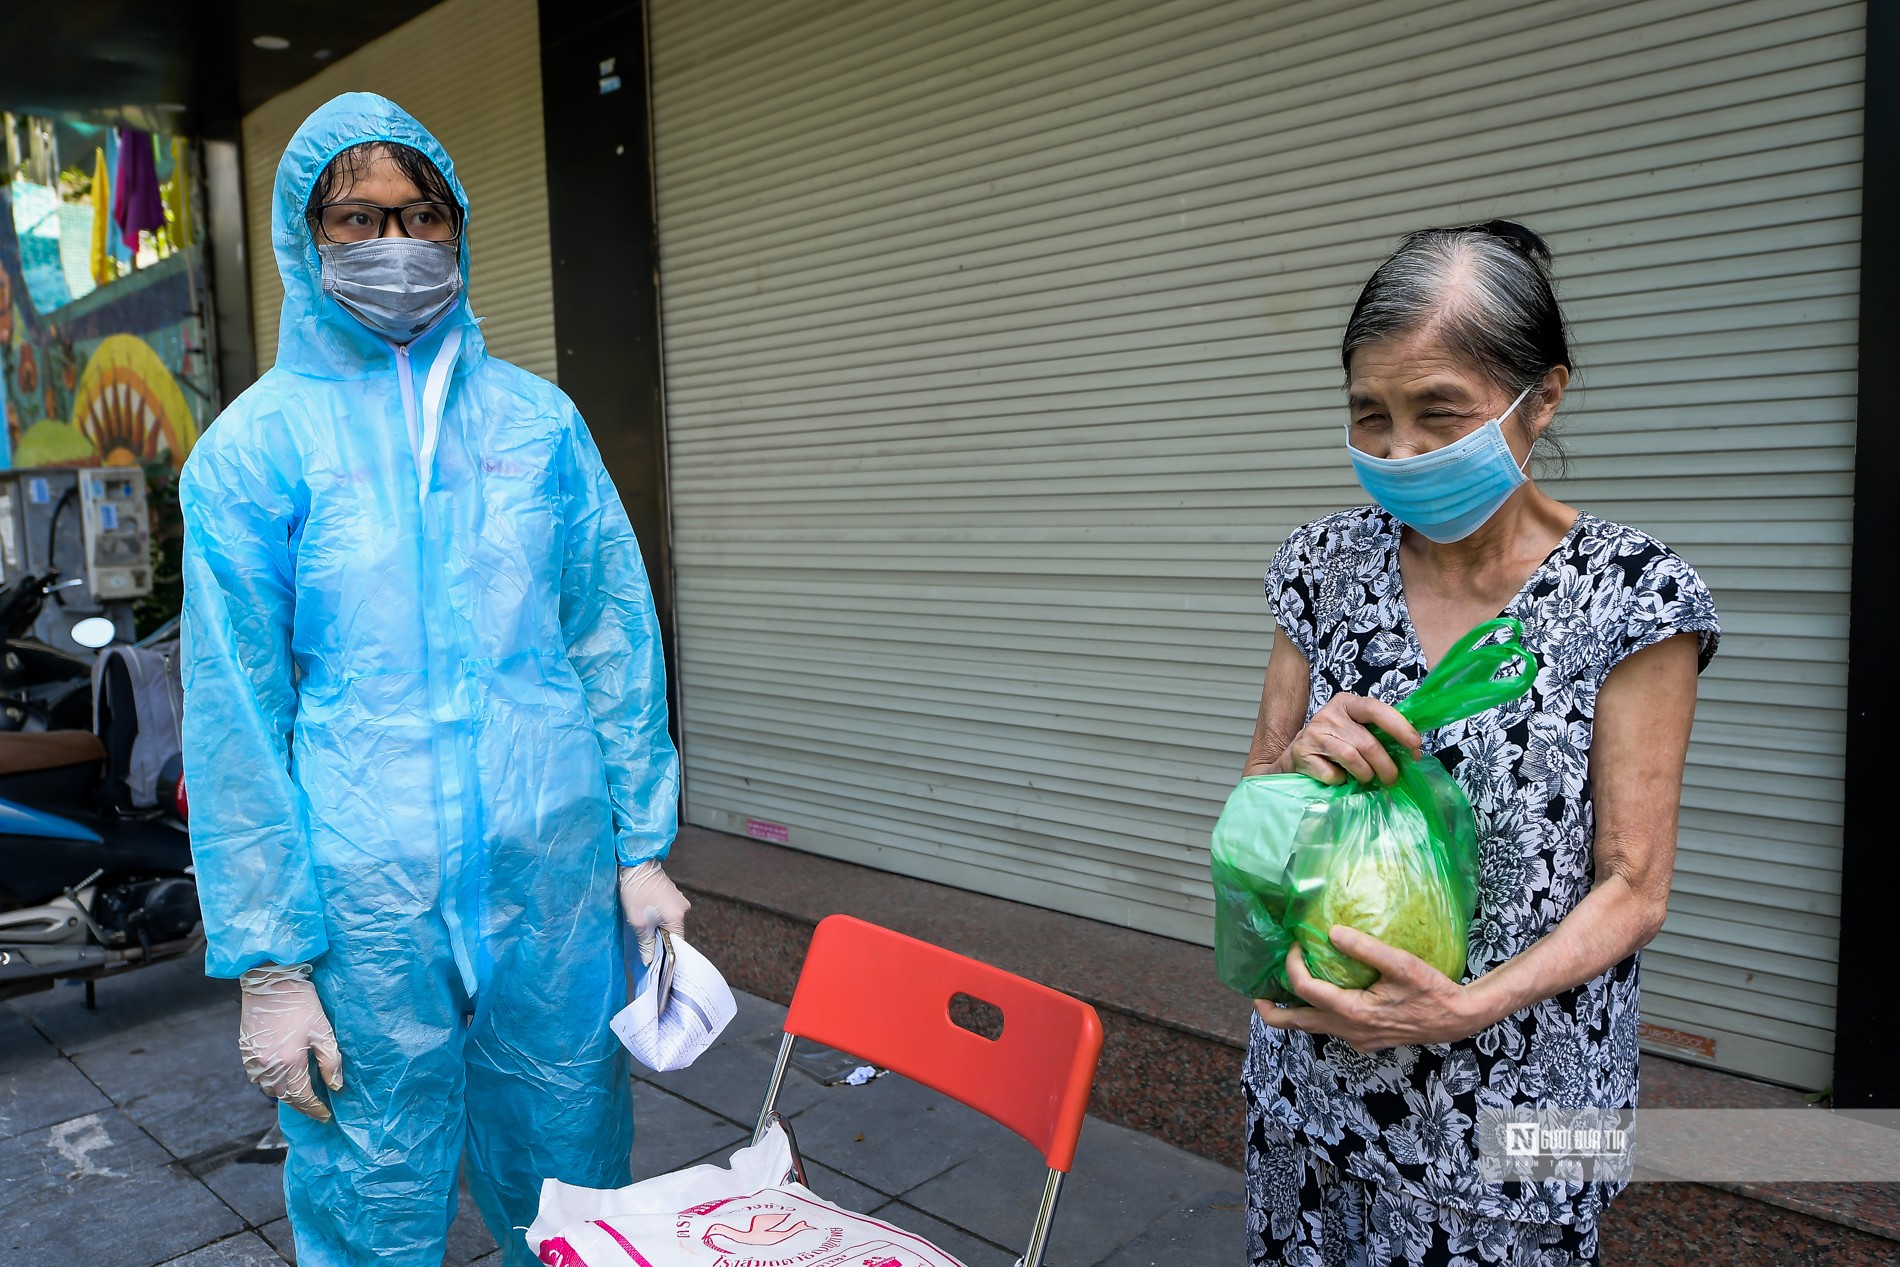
[71,617,117,649]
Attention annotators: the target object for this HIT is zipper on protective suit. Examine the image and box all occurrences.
[394,329,485,1000]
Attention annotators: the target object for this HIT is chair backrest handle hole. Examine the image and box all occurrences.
[949,992,1005,1041]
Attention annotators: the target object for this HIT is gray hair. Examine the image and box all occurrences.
[1342,221,1574,462]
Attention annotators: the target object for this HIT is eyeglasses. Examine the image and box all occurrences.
[313,200,461,244]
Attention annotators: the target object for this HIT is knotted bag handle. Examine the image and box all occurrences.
[1392,618,1539,734]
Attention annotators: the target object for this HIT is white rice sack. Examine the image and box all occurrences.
[527,1123,967,1267]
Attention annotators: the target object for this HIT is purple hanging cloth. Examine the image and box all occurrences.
[111,127,166,251]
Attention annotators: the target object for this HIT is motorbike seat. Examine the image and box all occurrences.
[0,730,107,776]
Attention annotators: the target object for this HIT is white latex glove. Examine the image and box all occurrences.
[238,963,343,1123]
[618,860,691,965]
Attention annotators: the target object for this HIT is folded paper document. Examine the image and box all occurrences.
[610,928,737,1072]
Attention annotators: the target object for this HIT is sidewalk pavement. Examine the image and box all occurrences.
[1,953,1244,1266]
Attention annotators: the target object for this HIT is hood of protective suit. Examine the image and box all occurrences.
[271,92,481,377]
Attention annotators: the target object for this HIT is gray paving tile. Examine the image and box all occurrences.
[7,953,236,1055]
[72,1005,275,1160]
[0,1007,113,1141]
[0,1104,170,1200]
[196,1147,289,1229]
[786,1072,1014,1197]
[0,1107,243,1265]
[1092,1189,1247,1267]
[0,998,53,1064]
[902,1116,1242,1265]
[734,990,789,1029]
[799,1157,888,1214]
[156,1230,293,1265]
[256,1217,295,1264]
[447,1181,500,1264]
[867,1201,1019,1267]
[629,1083,750,1180]
[640,994,843,1125]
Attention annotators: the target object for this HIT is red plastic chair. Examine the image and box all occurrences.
[752,914,1105,1267]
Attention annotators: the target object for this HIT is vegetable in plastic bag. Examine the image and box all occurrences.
[1211,619,1537,1003]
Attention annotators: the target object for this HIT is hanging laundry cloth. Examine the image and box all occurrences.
[111,127,165,252]
[162,137,192,245]
[90,147,114,285]
[104,130,128,266]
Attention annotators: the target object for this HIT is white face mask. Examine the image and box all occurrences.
[318,237,463,342]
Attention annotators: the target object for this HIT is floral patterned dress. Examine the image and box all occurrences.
[1244,507,1720,1266]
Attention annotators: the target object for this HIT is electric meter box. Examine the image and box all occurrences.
[0,467,147,652]
[78,468,153,601]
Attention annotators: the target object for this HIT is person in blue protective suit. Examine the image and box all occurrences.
[179,93,689,1265]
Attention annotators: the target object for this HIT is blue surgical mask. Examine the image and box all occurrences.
[1346,384,1537,543]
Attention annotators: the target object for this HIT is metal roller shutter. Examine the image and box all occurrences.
[648,0,1860,1089]
[240,0,557,380]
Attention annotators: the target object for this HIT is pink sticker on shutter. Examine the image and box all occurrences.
[744,818,790,844]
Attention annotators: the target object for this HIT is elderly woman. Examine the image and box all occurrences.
[1240,221,1718,1265]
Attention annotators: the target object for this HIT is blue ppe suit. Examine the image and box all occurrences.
[180,94,678,1265]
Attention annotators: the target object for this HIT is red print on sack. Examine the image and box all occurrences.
[703,1211,817,1250]
[536,1237,585,1266]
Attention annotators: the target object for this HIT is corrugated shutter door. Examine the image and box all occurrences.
[241,0,556,381]
[648,0,1860,1089]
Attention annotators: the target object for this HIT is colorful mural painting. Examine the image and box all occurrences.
[0,181,212,472]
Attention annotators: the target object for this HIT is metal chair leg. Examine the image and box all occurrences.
[761,1109,810,1186]
[1016,1168,1065,1267]
[753,1032,797,1144]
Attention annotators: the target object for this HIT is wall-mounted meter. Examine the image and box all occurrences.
[0,467,147,652]
[79,468,152,601]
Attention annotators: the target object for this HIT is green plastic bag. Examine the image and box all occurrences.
[1211,619,1538,1003]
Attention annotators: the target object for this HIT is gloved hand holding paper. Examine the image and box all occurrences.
[611,926,737,1072]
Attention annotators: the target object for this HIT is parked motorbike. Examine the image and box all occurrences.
[0,572,99,732]
[0,683,197,1004]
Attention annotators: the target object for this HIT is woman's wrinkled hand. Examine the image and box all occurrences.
[1253,927,1488,1052]
[1275,693,1422,786]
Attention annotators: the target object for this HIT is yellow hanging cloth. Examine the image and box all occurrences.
[162,137,192,247]
[89,147,113,285]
